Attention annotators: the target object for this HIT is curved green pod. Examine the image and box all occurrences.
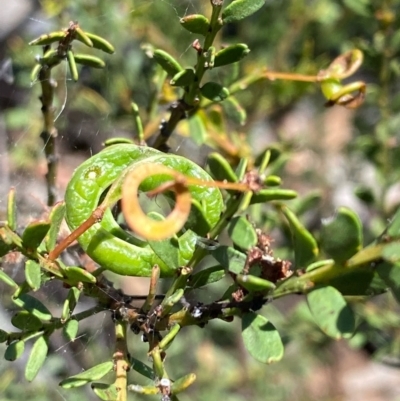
[65,144,223,277]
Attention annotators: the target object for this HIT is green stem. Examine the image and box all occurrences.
[38,50,58,206]
[273,243,386,298]
[114,321,129,401]
[153,2,223,150]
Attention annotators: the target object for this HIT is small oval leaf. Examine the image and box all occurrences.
[250,189,297,204]
[236,274,275,293]
[188,265,225,288]
[221,96,247,126]
[0,269,18,288]
[63,319,79,341]
[228,216,257,250]
[62,287,81,320]
[22,220,51,250]
[200,82,230,102]
[170,68,195,87]
[377,261,400,304]
[211,245,246,274]
[85,33,115,54]
[0,329,8,343]
[320,207,363,263]
[214,43,250,67]
[12,294,52,321]
[180,14,210,35]
[281,205,319,269]
[45,202,66,252]
[73,54,106,68]
[307,286,355,339]
[11,311,43,331]
[171,373,196,394]
[130,357,155,380]
[152,49,183,76]
[59,361,114,388]
[91,383,119,400]
[63,266,97,284]
[208,152,238,183]
[7,187,17,231]
[188,113,207,145]
[25,335,49,381]
[222,0,266,24]
[4,340,25,361]
[25,260,41,291]
[241,312,284,364]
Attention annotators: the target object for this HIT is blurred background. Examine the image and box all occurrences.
[1,0,400,400]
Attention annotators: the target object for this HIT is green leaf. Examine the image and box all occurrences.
[214,44,250,67]
[235,158,248,180]
[354,185,374,205]
[73,54,106,69]
[207,152,238,182]
[91,383,119,401]
[170,68,195,87]
[180,14,210,35]
[188,265,225,288]
[4,340,25,361]
[241,312,284,363]
[25,260,41,291]
[0,329,8,343]
[7,187,17,231]
[320,207,362,263]
[377,262,400,304]
[307,286,355,339]
[0,269,18,288]
[327,267,387,296]
[236,274,275,293]
[130,357,155,380]
[25,336,48,381]
[11,311,43,331]
[263,175,281,186]
[152,49,183,76]
[250,189,297,204]
[147,212,180,270]
[211,245,246,274]
[63,319,79,342]
[45,202,66,251]
[306,259,334,272]
[178,229,197,266]
[290,191,322,216]
[222,0,266,24]
[188,113,207,145]
[0,233,12,257]
[21,220,51,250]
[185,199,211,236]
[281,206,318,269]
[62,287,81,320]
[171,373,196,394]
[200,82,230,102]
[12,294,52,321]
[382,242,400,263]
[59,361,114,388]
[387,206,400,238]
[221,96,247,126]
[228,216,257,250]
[63,266,97,284]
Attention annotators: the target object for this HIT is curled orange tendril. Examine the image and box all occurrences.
[122,163,249,240]
[122,164,192,241]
